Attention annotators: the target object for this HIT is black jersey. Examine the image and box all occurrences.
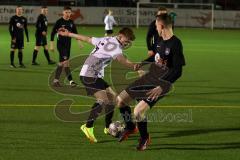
[143,35,185,83]
[35,14,48,35]
[146,20,158,51]
[9,15,29,41]
[51,18,78,45]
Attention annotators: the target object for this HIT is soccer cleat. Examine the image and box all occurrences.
[80,124,97,143]
[104,128,110,135]
[32,62,40,65]
[70,81,78,87]
[136,134,151,151]
[118,127,138,142]
[48,60,56,65]
[10,64,16,68]
[19,63,26,68]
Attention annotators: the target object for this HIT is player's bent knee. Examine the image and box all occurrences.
[116,96,125,108]
[133,108,146,121]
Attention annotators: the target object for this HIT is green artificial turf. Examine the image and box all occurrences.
[0,25,240,160]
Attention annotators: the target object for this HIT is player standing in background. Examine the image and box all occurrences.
[169,10,177,30]
[117,14,185,151]
[58,27,138,143]
[50,6,79,87]
[9,5,29,68]
[104,9,117,36]
[146,7,167,57]
[32,6,55,65]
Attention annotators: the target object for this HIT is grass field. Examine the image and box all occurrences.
[0,25,240,160]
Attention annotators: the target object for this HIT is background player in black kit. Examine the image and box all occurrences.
[116,14,185,151]
[32,6,55,65]
[50,6,79,87]
[146,7,167,57]
[9,6,29,68]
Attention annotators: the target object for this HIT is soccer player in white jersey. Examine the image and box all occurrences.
[104,9,117,36]
[58,27,138,143]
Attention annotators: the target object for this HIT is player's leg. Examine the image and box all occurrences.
[53,45,68,86]
[81,90,110,143]
[43,45,55,65]
[117,90,139,142]
[10,48,16,68]
[18,48,25,68]
[10,38,17,68]
[62,60,77,87]
[134,100,151,151]
[32,46,40,65]
[104,87,117,134]
[17,37,25,68]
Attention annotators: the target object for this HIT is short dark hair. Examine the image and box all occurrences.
[16,5,22,8]
[64,6,72,11]
[118,27,135,41]
[158,6,167,12]
[42,6,47,9]
[156,14,172,28]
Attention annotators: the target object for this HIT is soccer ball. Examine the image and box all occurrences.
[108,121,125,138]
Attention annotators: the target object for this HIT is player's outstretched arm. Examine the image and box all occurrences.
[58,28,92,44]
[116,54,140,71]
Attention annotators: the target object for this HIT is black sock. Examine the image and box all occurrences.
[137,119,148,139]
[105,104,115,128]
[18,51,23,65]
[86,103,103,128]
[55,65,63,80]
[64,67,73,82]
[32,49,38,63]
[44,49,51,62]
[120,106,135,130]
[10,51,14,64]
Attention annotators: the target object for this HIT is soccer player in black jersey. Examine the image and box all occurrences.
[50,6,79,87]
[117,14,185,151]
[146,7,167,57]
[9,6,29,68]
[32,6,55,65]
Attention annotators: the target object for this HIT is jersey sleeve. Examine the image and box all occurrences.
[91,37,103,46]
[72,21,78,34]
[24,18,29,42]
[50,20,59,41]
[172,39,185,67]
[111,51,122,59]
[146,21,156,51]
[9,17,14,39]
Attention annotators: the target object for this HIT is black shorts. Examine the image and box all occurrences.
[35,34,47,46]
[80,76,110,96]
[11,38,24,49]
[125,74,172,107]
[57,43,71,62]
[105,30,113,35]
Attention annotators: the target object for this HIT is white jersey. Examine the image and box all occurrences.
[104,15,116,30]
[80,36,123,78]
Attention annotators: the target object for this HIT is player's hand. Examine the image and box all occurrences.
[12,38,16,43]
[148,50,154,56]
[50,41,54,52]
[42,31,47,36]
[137,70,145,77]
[133,63,141,71]
[58,28,69,37]
[77,40,84,49]
[146,86,163,101]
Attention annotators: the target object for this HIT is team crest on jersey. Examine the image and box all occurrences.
[165,48,170,55]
